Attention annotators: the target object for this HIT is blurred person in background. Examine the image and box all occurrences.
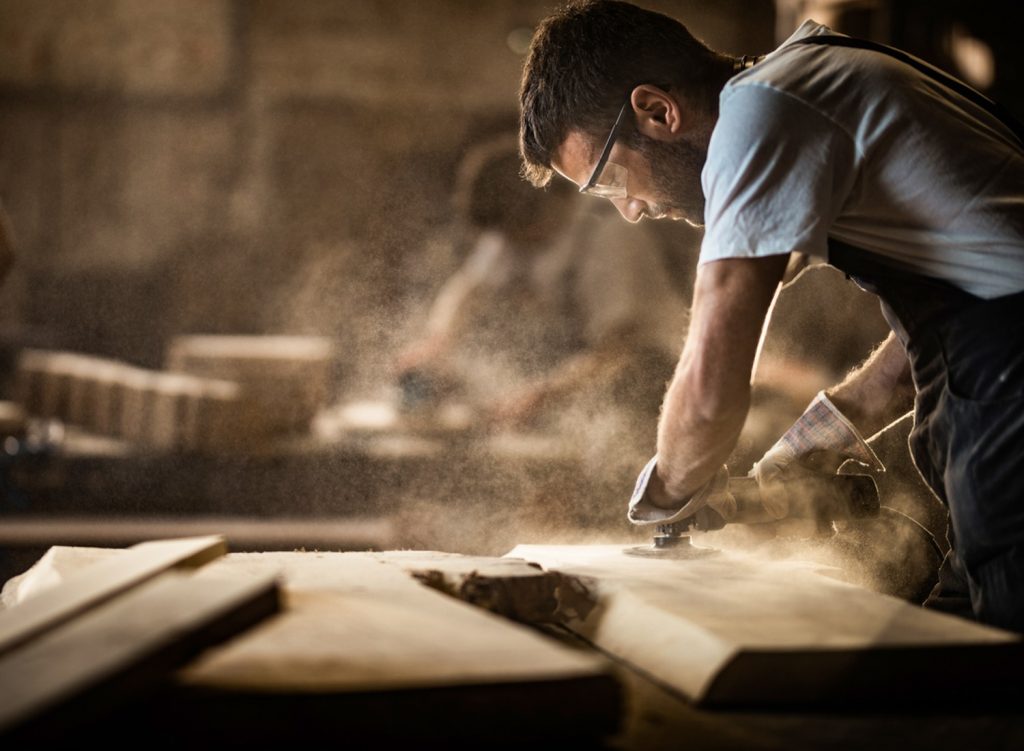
[395,134,689,479]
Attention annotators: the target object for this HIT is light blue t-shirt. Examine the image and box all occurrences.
[700,21,1024,299]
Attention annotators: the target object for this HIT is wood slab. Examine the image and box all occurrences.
[0,536,226,657]
[508,544,1024,708]
[172,551,619,743]
[182,551,607,690]
[0,569,280,742]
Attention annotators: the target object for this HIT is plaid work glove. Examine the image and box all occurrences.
[752,391,884,518]
[627,456,733,526]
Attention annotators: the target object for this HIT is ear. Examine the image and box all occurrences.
[630,84,686,141]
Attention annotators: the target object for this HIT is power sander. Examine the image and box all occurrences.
[627,470,880,558]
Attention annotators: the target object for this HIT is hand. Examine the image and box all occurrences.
[751,391,883,518]
[753,444,848,485]
[641,466,678,510]
[487,387,548,428]
[392,335,448,377]
[628,457,731,526]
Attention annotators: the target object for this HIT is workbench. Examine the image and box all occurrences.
[3,541,1023,749]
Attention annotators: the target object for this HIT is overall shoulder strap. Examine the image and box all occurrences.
[796,34,1024,149]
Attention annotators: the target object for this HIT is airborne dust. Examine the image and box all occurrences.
[0,2,947,606]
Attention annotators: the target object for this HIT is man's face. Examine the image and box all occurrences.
[551,128,708,226]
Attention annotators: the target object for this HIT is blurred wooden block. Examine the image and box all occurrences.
[167,335,334,434]
[148,373,198,450]
[186,378,255,452]
[90,362,129,435]
[12,350,270,452]
[65,355,110,427]
[0,570,280,743]
[35,353,79,420]
[14,350,49,417]
[0,401,27,436]
[118,367,156,443]
[17,352,125,431]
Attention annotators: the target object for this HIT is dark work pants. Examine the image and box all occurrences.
[830,241,1024,632]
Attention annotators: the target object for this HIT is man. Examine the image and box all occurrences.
[518,0,1024,629]
[396,135,688,479]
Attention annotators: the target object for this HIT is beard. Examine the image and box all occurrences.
[632,133,708,226]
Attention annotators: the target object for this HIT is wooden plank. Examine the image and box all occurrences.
[172,551,620,743]
[0,522,394,598]
[0,536,226,657]
[508,544,1024,708]
[0,570,280,743]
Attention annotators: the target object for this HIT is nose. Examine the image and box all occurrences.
[610,197,646,223]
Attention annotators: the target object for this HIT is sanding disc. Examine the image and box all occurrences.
[624,536,719,559]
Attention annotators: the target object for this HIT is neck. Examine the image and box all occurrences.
[705,53,739,115]
[682,54,734,144]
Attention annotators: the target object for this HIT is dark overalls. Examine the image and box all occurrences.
[799,35,1024,631]
[829,242,1024,630]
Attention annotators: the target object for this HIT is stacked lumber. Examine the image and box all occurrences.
[13,337,337,447]
[166,335,334,434]
[16,350,250,450]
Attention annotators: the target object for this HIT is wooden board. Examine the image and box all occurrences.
[0,536,226,657]
[508,544,1024,708]
[181,551,607,690]
[0,569,280,742]
[0,521,394,585]
[171,551,619,743]
[1,547,619,743]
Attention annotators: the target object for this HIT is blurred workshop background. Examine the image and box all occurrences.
[0,0,1020,590]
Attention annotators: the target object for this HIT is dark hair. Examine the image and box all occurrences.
[519,0,723,186]
[453,134,575,233]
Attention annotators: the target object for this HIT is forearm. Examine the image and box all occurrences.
[655,255,788,501]
[424,272,479,342]
[528,329,634,400]
[825,331,914,437]
[657,355,750,498]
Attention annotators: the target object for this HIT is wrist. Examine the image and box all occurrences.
[825,388,883,438]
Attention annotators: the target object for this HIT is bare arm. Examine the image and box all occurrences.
[489,326,636,424]
[649,255,788,506]
[394,266,487,373]
[826,331,915,437]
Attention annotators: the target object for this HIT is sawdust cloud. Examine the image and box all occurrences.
[260,221,945,608]
[702,488,943,603]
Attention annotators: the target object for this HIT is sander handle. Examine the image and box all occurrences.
[721,473,880,526]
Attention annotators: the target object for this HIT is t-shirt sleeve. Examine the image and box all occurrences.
[700,83,858,265]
